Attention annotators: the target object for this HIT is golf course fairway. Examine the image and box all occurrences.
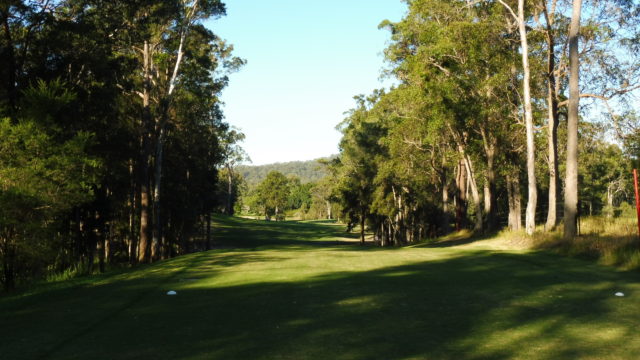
[1,216,639,359]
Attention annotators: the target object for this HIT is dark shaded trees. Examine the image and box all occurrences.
[0,0,243,290]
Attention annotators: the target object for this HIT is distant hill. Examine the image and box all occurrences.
[237,157,335,187]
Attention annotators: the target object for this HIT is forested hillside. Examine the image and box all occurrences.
[237,158,332,186]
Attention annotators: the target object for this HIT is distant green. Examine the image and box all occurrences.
[2,216,639,359]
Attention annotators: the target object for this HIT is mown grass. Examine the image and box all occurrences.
[2,215,640,359]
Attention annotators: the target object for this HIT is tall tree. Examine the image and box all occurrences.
[219,127,250,215]
[0,0,243,288]
[536,0,564,231]
[255,171,291,220]
[563,0,582,239]
[495,0,538,235]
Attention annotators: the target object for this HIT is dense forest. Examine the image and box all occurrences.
[237,158,332,187]
[330,0,640,245]
[0,0,245,290]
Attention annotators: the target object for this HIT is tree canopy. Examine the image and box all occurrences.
[0,0,245,290]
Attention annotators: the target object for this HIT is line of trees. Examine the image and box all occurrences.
[236,158,333,187]
[333,0,639,245]
[240,171,338,221]
[0,0,244,290]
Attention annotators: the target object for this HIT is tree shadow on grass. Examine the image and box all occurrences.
[212,216,360,248]
[410,230,507,249]
[5,218,640,359]
[8,249,639,360]
[0,250,289,360]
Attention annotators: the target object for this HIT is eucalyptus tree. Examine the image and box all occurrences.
[335,93,386,243]
[86,0,239,262]
[381,0,524,233]
[563,0,582,239]
[219,127,250,215]
[133,0,228,262]
[530,0,569,230]
[488,0,539,235]
[532,0,640,232]
[309,176,337,220]
[254,171,291,220]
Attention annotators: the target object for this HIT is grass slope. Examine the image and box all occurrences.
[2,216,640,359]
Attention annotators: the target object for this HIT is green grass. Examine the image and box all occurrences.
[2,216,640,359]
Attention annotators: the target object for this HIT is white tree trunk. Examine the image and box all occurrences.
[517,0,537,235]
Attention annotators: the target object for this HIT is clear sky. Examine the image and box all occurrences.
[205,1,407,165]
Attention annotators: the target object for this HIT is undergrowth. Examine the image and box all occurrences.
[530,215,640,270]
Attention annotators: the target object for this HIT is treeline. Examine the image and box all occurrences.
[237,158,333,187]
[0,1,244,290]
[238,170,337,221]
[332,0,640,245]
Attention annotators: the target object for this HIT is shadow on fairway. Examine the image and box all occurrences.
[3,217,640,359]
[4,251,639,359]
[165,254,636,360]
[212,215,360,248]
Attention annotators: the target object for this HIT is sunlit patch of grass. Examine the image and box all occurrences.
[440,229,474,242]
[335,295,380,307]
[380,270,419,277]
[44,265,85,283]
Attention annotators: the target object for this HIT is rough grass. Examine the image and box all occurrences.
[2,216,640,359]
[530,216,640,270]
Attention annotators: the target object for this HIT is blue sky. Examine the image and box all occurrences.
[206,1,407,165]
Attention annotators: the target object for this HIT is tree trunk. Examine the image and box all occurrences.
[481,129,497,231]
[543,2,560,232]
[507,174,522,231]
[564,0,582,239]
[607,184,614,209]
[151,125,165,261]
[454,139,483,233]
[150,5,191,258]
[95,204,105,273]
[360,207,366,244]
[138,40,152,264]
[455,160,468,230]
[163,211,171,259]
[516,0,538,235]
[463,155,483,232]
[206,212,211,250]
[1,235,16,291]
[441,170,451,234]
[227,165,233,214]
[448,125,482,232]
[128,158,137,264]
[105,231,110,265]
[97,230,105,273]
[87,214,96,275]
